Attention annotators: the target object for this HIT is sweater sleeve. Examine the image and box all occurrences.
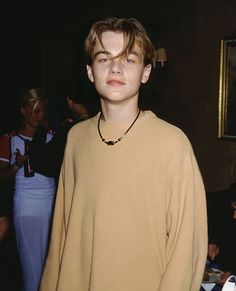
[158,138,208,291]
[40,132,76,291]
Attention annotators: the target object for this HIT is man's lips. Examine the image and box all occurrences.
[107,79,125,86]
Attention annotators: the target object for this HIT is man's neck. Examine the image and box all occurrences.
[100,101,139,123]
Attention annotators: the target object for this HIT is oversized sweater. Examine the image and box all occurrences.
[40,110,207,291]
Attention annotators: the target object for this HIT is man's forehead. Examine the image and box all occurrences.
[94,37,142,59]
[95,31,140,51]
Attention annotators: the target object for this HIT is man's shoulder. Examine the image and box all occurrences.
[144,110,182,129]
[144,111,190,145]
[0,130,17,143]
[65,115,97,144]
[68,115,97,133]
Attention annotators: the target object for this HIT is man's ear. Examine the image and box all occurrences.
[86,65,94,83]
[141,64,152,84]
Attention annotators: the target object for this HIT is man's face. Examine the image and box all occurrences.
[86,31,151,105]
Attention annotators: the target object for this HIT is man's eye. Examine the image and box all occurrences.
[124,58,135,64]
[98,58,110,63]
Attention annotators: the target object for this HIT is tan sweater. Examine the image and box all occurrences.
[40,111,207,291]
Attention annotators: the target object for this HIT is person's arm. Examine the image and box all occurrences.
[0,134,23,241]
[158,138,208,291]
[0,133,26,179]
[0,154,26,179]
[217,271,232,286]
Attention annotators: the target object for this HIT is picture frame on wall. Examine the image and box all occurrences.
[218,34,236,139]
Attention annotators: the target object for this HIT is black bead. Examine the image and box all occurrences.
[107,141,115,145]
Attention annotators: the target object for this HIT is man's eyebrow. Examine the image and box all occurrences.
[93,50,140,59]
[94,51,110,58]
[129,51,140,57]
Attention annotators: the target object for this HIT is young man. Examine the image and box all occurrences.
[40,17,207,291]
[0,88,56,291]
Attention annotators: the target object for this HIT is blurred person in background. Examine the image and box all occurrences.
[207,182,236,289]
[29,93,94,183]
[0,88,56,291]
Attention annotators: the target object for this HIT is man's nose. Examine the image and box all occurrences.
[109,59,122,74]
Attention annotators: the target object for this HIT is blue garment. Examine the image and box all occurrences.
[11,133,55,291]
[14,197,54,291]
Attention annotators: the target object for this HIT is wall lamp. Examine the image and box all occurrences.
[153,48,167,68]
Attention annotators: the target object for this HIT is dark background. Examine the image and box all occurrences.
[1,0,236,192]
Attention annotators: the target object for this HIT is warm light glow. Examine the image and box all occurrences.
[153,48,167,68]
[156,48,167,62]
